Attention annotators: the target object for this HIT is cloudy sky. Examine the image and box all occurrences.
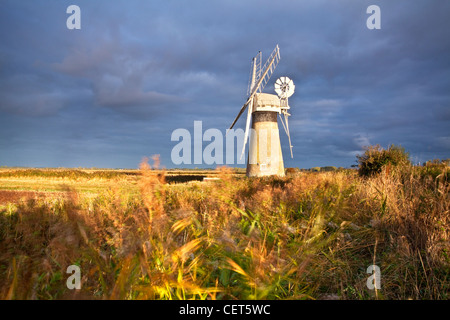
[0,0,449,169]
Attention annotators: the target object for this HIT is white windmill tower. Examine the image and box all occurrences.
[228,45,295,177]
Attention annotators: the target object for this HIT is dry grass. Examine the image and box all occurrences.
[0,161,448,300]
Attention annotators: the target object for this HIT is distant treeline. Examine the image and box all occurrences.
[0,169,139,179]
[286,166,349,174]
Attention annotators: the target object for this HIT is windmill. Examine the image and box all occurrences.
[228,45,295,177]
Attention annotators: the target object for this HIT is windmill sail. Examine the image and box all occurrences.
[247,51,261,96]
[240,96,253,160]
[229,98,251,131]
[229,45,280,130]
[256,45,281,94]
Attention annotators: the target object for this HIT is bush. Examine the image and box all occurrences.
[285,167,299,176]
[321,166,337,172]
[357,144,411,177]
[419,159,450,181]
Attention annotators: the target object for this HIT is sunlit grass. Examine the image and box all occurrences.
[0,162,448,300]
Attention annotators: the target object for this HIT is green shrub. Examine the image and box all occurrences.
[419,159,450,180]
[321,166,337,172]
[285,167,299,176]
[357,144,411,177]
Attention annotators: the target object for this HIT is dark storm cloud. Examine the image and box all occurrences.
[0,0,449,168]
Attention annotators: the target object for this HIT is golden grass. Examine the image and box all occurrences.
[0,161,448,300]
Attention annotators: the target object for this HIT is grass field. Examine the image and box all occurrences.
[0,161,448,300]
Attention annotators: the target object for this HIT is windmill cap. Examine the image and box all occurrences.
[255,93,281,108]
